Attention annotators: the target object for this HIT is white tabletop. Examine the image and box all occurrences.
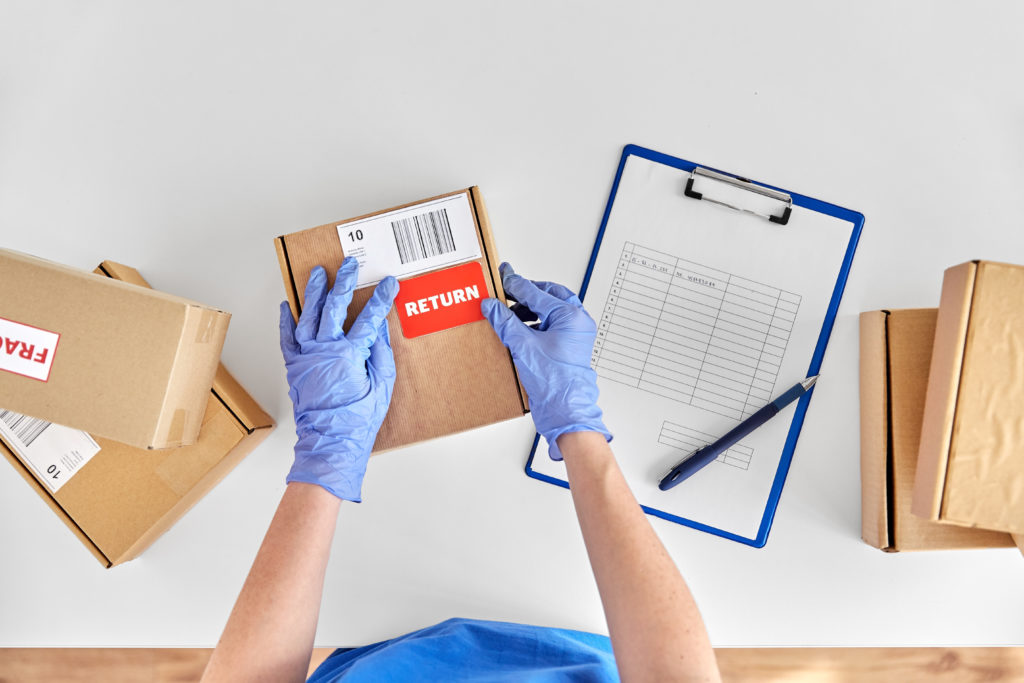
[2,1,1023,648]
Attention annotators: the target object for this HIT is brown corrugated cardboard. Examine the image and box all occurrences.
[0,249,231,449]
[860,308,1013,551]
[912,261,1024,535]
[275,187,528,453]
[0,262,273,567]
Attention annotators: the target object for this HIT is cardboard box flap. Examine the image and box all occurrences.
[859,310,891,549]
[108,414,271,565]
[469,186,529,412]
[96,261,255,436]
[152,307,231,448]
[274,238,301,323]
[44,392,264,565]
[0,441,111,567]
[912,262,977,520]
[0,249,224,313]
[944,262,1024,532]
[212,365,274,432]
[470,187,508,305]
[95,261,151,289]
[888,309,1013,549]
[91,260,231,448]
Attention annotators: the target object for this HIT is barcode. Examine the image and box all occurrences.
[0,409,51,448]
[391,208,456,265]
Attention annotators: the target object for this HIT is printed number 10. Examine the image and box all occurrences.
[47,464,60,480]
[348,230,364,242]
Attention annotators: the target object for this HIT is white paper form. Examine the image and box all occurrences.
[529,154,855,542]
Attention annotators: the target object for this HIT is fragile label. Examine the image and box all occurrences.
[0,408,100,493]
[395,261,489,338]
[0,316,60,382]
[336,193,483,287]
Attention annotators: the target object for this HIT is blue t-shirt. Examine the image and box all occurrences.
[307,618,618,682]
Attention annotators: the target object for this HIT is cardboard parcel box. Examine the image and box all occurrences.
[0,249,230,449]
[913,261,1024,537]
[859,308,1013,551]
[0,262,274,567]
[275,187,528,452]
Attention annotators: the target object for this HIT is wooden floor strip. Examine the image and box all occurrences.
[715,648,1024,683]
[0,647,1022,682]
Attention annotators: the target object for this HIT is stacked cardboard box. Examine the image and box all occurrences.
[861,261,1024,553]
[0,256,273,566]
[0,249,231,449]
[859,308,1013,551]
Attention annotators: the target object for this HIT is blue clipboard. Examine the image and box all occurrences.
[524,144,864,547]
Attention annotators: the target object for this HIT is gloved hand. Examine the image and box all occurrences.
[279,257,398,501]
[480,262,611,460]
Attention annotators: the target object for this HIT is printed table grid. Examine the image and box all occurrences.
[591,242,802,422]
[658,421,753,471]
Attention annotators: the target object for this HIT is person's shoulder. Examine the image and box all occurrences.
[307,618,619,682]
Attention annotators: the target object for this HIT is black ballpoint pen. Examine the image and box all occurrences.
[658,375,819,491]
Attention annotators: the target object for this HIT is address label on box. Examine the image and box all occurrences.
[0,408,100,493]
[337,193,483,287]
[395,261,489,338]
[0,316,60,382]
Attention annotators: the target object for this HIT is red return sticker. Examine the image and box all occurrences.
[395,261,489,339]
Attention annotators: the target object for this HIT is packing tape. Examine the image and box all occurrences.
[154,437,212,496]
[154,408,241,495]
[195,309,218,343]
[165,408,187,446]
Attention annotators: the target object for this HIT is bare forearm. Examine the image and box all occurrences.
[202,482,341,683]
[560,431,720,683]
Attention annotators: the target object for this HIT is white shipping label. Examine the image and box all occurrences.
[337,193,483,287]
[0,409,100,493]
[0,316,60,381]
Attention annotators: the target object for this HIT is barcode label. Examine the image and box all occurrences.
[0,409,50,447]
[336,192,483,287]
[391,208,456,264]
[0,407,101,493]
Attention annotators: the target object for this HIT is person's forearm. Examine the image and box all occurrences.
[560,431,720,683]
[202,482,341,683]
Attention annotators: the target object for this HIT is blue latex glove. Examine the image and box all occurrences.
[279,258,398,501]
[480,263,611,460]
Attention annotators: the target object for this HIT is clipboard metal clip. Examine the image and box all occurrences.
[684,167,793,226]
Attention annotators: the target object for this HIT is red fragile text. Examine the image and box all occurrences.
[1,337,49,364]
[0,317,60,382]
